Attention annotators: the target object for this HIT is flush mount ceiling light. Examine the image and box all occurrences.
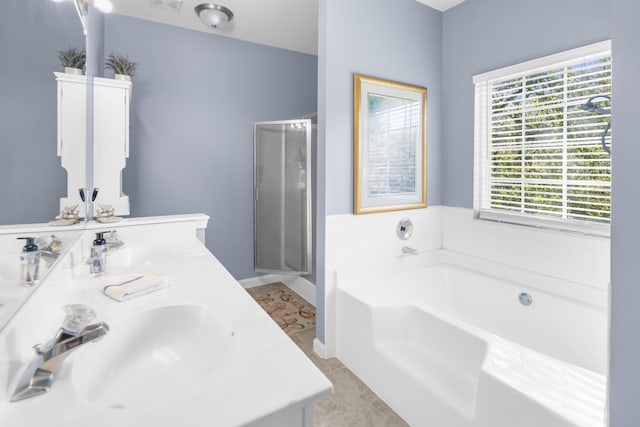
[195,3,233,29]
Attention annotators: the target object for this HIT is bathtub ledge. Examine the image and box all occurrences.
[482,337,606,427]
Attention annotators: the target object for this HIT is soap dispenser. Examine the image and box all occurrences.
[17,237,40,286]
[89,232,108,277]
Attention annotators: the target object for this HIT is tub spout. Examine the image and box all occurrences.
[402,246,419,255]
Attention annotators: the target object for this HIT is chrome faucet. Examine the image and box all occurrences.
[402,246,419,255]
[11,304,109,402]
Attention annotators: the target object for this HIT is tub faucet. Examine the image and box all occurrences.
[11,304,109,402]
[402,246,419,255]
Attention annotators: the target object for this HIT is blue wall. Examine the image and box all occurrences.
[322,0,443,216]
[318,0,443,341]
[102,15,318,280]
[610,0,640,424]
[0,0,84,225]
[442,0,611,208]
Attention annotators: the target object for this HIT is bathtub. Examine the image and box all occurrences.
[336,249,607,427]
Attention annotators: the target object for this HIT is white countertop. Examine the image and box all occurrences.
[0,220,331,426]
[0,213,210,235]
[0,214,210,335]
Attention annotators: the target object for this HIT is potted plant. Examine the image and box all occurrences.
[104,52,137,81]
[57,47,85,75]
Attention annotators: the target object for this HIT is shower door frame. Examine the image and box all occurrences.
[253,119,313,276]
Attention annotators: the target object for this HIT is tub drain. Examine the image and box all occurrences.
[518,292,533,306]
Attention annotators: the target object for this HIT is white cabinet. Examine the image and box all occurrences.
[55,73,131,217]
[56,72,86,213]
[92,77,131,216]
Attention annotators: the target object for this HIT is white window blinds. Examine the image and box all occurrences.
[473,41,612,235]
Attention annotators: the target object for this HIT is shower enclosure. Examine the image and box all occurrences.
[253,119,314,276]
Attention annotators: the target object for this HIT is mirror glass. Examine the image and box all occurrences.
[0,0,87,332]
[0,228,85,331]
[0,0,86,225]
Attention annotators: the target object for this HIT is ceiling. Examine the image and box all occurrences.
[417,0,467,11]
[110,0,467,55]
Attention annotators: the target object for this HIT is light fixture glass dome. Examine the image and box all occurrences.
[195,3,233,29]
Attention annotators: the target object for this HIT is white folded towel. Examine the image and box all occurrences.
[102,274,170,302]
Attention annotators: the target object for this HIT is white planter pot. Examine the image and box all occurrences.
[114,74,131,81]
[64,67,83,75]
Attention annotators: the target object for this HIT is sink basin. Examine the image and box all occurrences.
[72,304,234,409]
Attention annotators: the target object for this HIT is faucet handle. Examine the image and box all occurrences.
[61,304,97,335]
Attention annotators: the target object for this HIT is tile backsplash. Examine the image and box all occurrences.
[326,205,610,290]
[442,207,610,290]
[325,207,443,274]
[322,205,610,356]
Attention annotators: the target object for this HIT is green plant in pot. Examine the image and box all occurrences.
[105,52,137,81]
[57,47,86,75]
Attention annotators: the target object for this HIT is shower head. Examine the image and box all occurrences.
[580,95,612,155]
[581,101,598,112]
[581,95,611,115]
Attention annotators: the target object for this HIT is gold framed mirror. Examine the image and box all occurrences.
[353,74,427,214]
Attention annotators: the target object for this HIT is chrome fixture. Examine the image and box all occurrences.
[396,218,414,240]
[581,95,612,154]
[402,246,419,255]
[195,3,234,29]
[518,292,533,306]
[11,305,109,402]
[37,234,64,261]
[106,230,124,250]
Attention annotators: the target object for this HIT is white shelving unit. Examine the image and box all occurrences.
[55,72,131,218]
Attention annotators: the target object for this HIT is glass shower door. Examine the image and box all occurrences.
[254,119,312,275]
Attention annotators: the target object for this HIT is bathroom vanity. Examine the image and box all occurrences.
[0,215,331,426]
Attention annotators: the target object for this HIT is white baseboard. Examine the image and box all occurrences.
[313,338,326,358]
[239,274,283,289]
[286,276,316,306]
[239,274,316,306]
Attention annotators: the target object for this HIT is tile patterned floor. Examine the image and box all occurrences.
[290,329,409,427]
[248,283,409,426]
[247,282,316,334]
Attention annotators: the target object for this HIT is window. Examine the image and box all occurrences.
[474,41,612,235]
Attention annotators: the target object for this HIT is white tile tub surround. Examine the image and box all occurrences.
[442,207,610,290]
[322,205,610,357]
[323,207,443,356]
[326,207,443,274]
